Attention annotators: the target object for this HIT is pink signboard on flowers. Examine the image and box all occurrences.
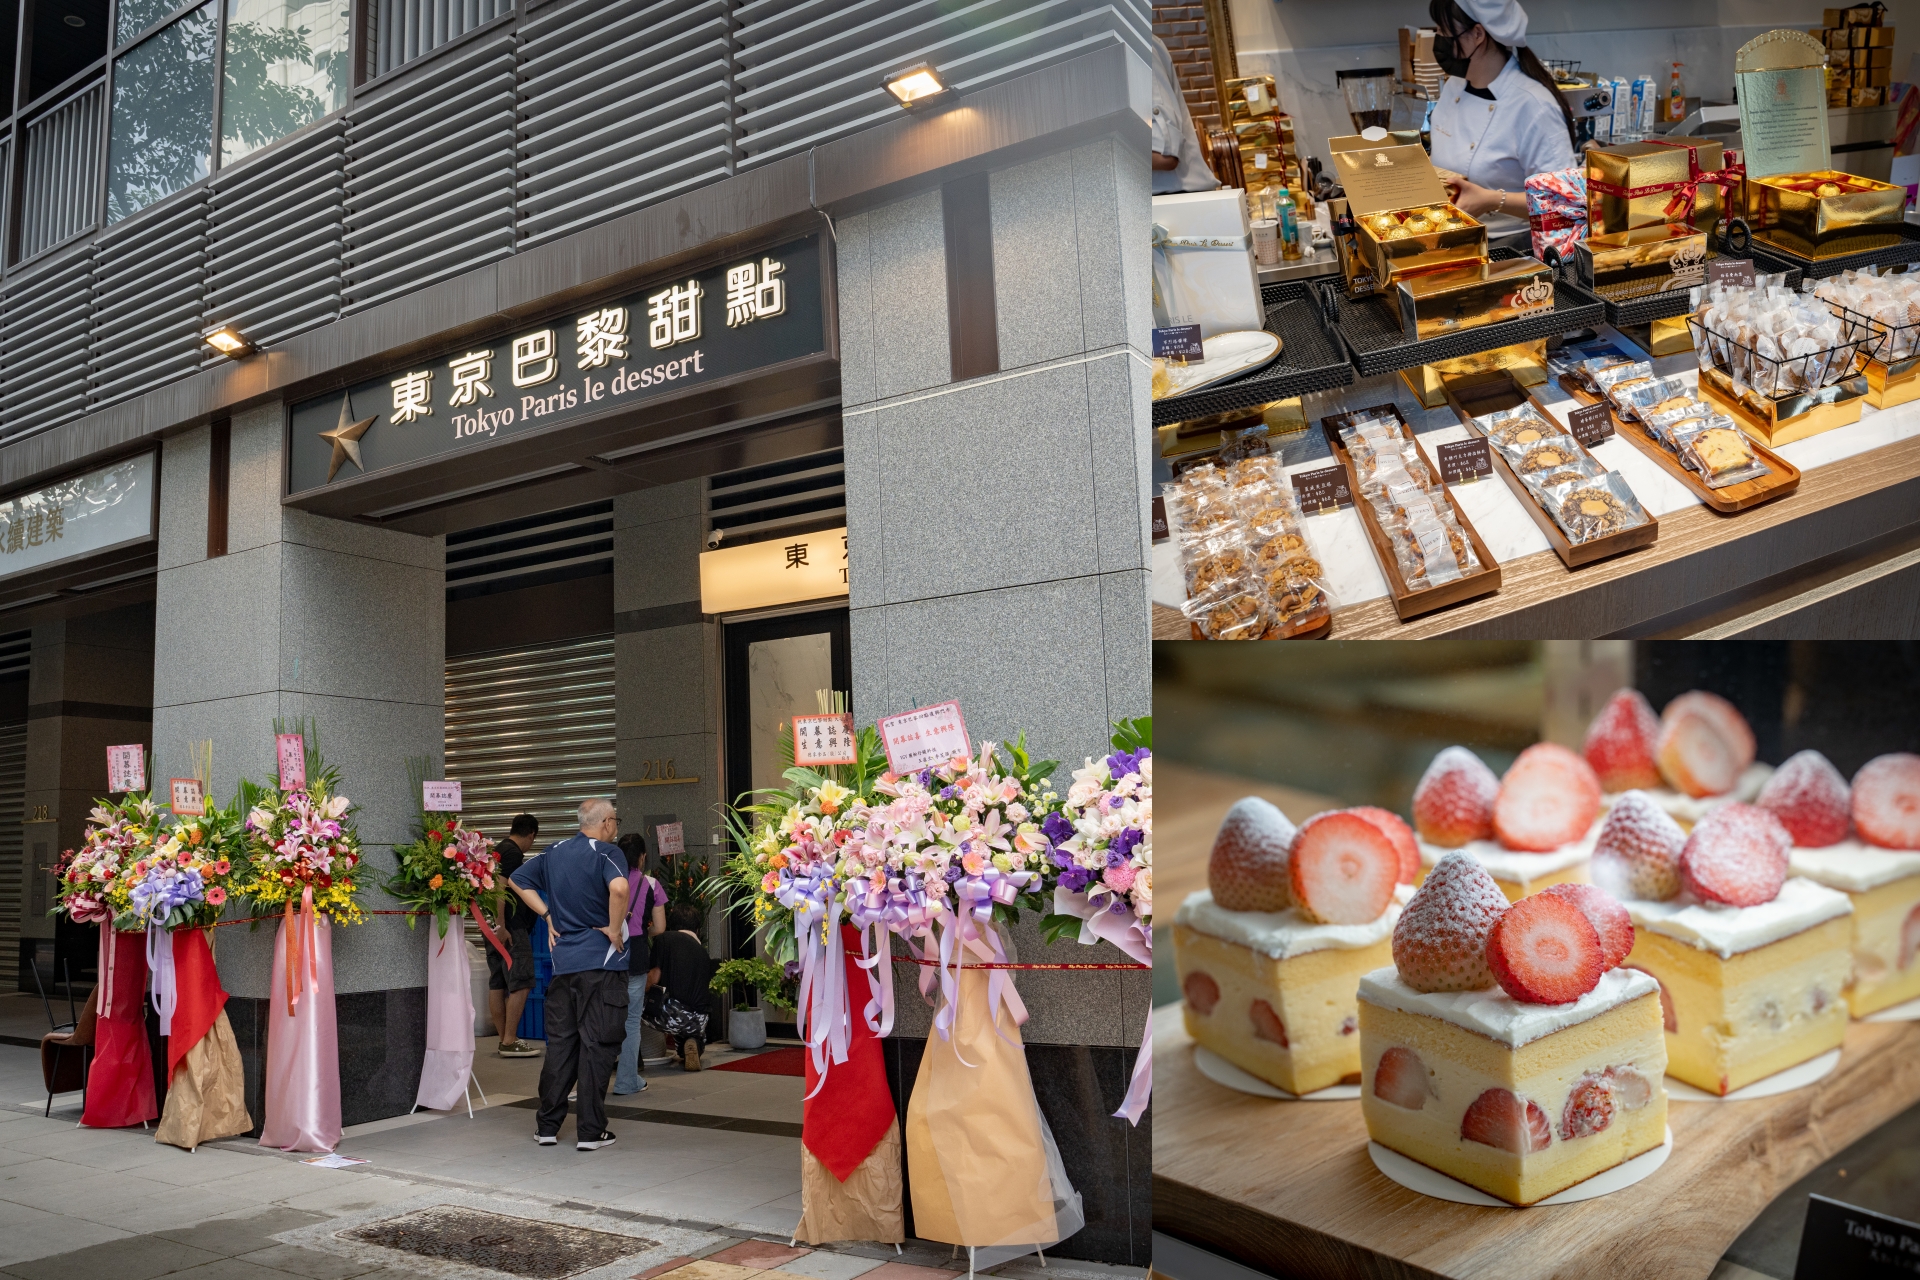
[793,713,857,766]
[107,744,145,793]
[422,780,462,812]
[877,700,968,774]
[276,733,306,790]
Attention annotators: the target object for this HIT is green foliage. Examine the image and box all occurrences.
[1039,912,1088,947]
[710,956,796,1009]
[1110,716,1152,752]
[662,852,715,913]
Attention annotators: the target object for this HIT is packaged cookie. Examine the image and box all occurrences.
[1593,359,1653,397]
[1672,419,1769,489]
[1180,587,1270,640]
[1520,452,1604,495]
[1540,471,1651,544]
[1571,353,1638,393]
[1477,403,1560,451]
[1182,536,1252,598]
[1644,400,1714,449]
[1614,376,1696,423]
[1160,478,1237,543]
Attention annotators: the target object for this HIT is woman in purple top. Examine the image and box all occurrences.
[614,833,668,1094]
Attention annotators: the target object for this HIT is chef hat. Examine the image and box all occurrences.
[1456,0,1529,47]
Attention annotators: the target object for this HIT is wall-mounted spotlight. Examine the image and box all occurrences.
[202,325,256,358]
[884,63,949,108]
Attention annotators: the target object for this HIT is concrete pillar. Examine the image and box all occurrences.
[150,405,447,1127]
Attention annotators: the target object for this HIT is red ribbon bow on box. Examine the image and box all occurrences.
[1588,140,1746,230]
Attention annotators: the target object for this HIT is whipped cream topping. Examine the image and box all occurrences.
[1787,840,1920,893]
[1175,889,1400,960]
[1609,762,1774,824]
[1624,876,1852,958]
[1416,820,1600,881]
[1357,965,1658,1048]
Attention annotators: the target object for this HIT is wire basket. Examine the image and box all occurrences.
[1814,296,1920,368]
[1686,315,1866,400]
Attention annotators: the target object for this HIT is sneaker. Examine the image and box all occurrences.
[577,1131,618,1151]
[683,1040,702,1072]
[534,1134,557,1146]
[611,1079,648,1096]
[498,1041,542,1058]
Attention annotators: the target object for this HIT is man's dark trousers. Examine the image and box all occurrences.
[535,970,629,1139]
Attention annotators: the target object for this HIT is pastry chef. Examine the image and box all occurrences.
[1425,0,1577,220]
[1151,34,1220,195]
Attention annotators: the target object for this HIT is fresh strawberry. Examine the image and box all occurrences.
[1901,904,1920,971]
[1657,691,1755,797]
[1558,1072,1615,1140]
[1493,743,1602,852]
[1460,1088,1552,1154]
[1625,964,1677,1032]
[1542,883,1634,970]
[1351,805,1420,884]
[1679,803,1790,907]
[1288,810,1399,925]
[1604,1064,1653,1109]
[1209,796,1297,912]
[1183,971,1220,1015]
[1756,750,1851,847]
[1852,753,1920,850]
[1372,1046,1429,1110]
[1584,689,1662,792]
[1413,746,1499,847]
[1485,892,1604,1004]
[1391,850,1507,992]
[1249,999,1288,1047]
[1591,790,1687,902]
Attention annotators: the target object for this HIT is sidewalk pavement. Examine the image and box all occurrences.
[0,1035,1137,1280]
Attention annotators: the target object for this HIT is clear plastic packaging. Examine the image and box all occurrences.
[1336,412,1483,591]
[1689,276,1863,398]
[1810,266,1920,366]
[1539,471,1652,544]
[1670,417,1769,489]
[1614,376,1697,423]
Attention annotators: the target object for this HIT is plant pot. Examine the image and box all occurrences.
[729,1005,766,1050]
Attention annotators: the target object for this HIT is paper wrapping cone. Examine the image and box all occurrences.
[413,922,476,1111]
[156,1011,251,1150]
[83,926,158,1129]
[797,1117,906,1245]
[260,913,342,1153]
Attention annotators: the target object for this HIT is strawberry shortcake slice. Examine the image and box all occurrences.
[1587,688,1771,829]
[1410,743,1601,901]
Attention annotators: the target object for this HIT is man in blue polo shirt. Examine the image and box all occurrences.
[509,796,630,1150]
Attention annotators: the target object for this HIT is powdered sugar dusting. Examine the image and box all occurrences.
[1176,888,1399,959]
[1392,851,1507,992]
[1788,841,1920,892]
[1592,790,1686,901]
[1359,964,1658,1047]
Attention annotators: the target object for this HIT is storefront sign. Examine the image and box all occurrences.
[107,745,146,794]
[793,714,857,766]
[0,453,156,581]
[878,701,969,775]
[1794,1195,1920,1279]
[423,781,462,812]
[655,822,685,857]
[698,526,848,615]
[276,734,307,791]
[168,778,206,816]
[286,235,827,495]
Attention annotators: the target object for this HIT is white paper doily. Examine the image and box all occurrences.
[1864,995,1920,1023]
[1193,1045,1363,1100]
[1663,1047,1841,1101]
[1368,1126,1672,1207]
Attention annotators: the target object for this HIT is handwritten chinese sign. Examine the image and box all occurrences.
[793,714,857,767]
[877,702,970,775]
[107,745,146,794]
[423,781,462,812]
[276,734,307,791]
[168,778,206,816]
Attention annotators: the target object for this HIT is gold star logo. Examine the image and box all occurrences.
[319,396,377,483]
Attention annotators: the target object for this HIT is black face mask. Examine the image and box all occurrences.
[1433,33,1472,79]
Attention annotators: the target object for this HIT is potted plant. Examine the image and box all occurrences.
[711,956,796,1051]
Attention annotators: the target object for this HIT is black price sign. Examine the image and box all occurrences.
[1153,325,1205,359]
[1568,401,1615,446]
[1794,1195,1920,1279]
[1436,437,1493,485]
[1151,495,1170,543]
[1291,465,1352,514]
[1707,257,1756,288]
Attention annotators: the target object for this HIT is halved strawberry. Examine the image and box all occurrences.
[1392,850,1507,993]
[1584,689,1662,792]
[1605,1064,1653,1110]
[1351,805,1420,884]
[1901,903,1920,971]
[1460,1088,1552,1154]
[1542,883,1634,970]
[1558,1072,1615,1140]
[1679,803,1790,907]
[1413,746,1499,847]
[1493,743,1602,852]
[1591,790,1686,902]
[1372,1046,1429,1110]
[1183,971,1220,1015]
[1664,690,1756,769]
[1624,964,1677,1031]
[1852,753,1920,850]
[1250,999,1288,1047]
[1485,892,1604,1004]
[1756,750,1851,847]
[1209,796,1297,912]
[1657,691,1754,797]
[1288,810,1399,925]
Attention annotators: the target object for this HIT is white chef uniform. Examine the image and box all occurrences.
[1428,54,1575,196]
[1150,36,1220,196]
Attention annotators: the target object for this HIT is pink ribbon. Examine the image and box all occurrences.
[285,887,318,1015]
[1053,884,1154,1124]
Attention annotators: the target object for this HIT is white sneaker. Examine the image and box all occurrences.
[577,1131,618,1151]
[534,1134,557,1146]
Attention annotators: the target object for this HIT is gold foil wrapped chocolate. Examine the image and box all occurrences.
[1395,258,1556,340]
[1743,170,1906,258]
[1574,224,1710,299]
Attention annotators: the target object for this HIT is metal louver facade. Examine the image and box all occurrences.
[0,629,30,993]
[16,85,102,262]
[445,635,617,851]
[90,191,209,411]
[374,0,515,79]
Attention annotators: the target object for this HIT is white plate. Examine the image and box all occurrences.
[1368,1127,1673,1208]
[1864,995,1920,1023]
[1193,1045,1362,1100]
[1663,1047,1841,1101]
[1156,331,1283,399]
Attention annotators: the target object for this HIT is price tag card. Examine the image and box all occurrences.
[655,821,685,857]
[423,780,463,812]
[1568,401,1616,446]
[1793,1195,1920,1279]
[106,745,146,794]
[168,778,206,816]
[1707,257,1756,288]
[792,713,858,766]
[878,700,971,775]
[1151,495,1169,544]
[276,733,306,791]
[1290,466,1353,514]
[1152,325,1205,360]
[1436,437,1493,485]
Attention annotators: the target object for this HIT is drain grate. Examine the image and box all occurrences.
[344,1206,656,1278]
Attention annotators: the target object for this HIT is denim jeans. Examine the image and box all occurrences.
[614,974,649,1093]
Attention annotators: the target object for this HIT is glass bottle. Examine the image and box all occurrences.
[1274,189,1303,260]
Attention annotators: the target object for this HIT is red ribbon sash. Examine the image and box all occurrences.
[468,900,513,968]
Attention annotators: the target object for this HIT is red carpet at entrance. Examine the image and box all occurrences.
[710,1046,807,1076]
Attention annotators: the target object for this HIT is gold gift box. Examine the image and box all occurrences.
[1744,170,1907,258]
[1396,257,1556,341]
[1353,203,1488,293]
[1224,75,1279,120]
[1587,140,1727,235]
[1574,224,1710,299]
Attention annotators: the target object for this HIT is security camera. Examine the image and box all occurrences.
[705,529,724,549]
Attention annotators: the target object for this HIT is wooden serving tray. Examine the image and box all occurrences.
[1440,373,1659,569]
[1320,405,1501,621]
[1558,381,1800,512]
